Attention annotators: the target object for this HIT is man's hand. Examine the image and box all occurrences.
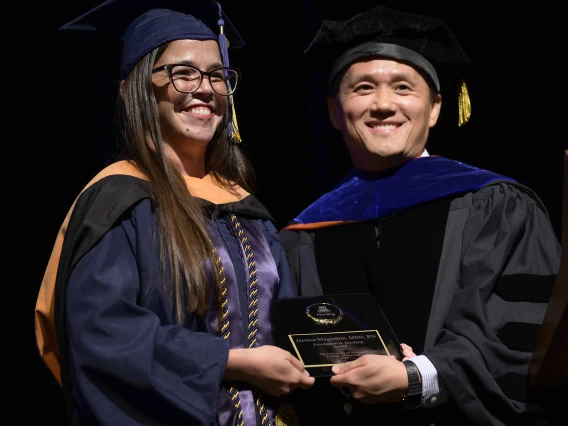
[329,353,409,404]
[400,343,416,361]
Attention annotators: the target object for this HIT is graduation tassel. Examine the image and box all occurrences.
[458,80,471,126]
[217,2,242,143]
[230,95,242,143]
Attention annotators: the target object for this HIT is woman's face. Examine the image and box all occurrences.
[152,39,227,155]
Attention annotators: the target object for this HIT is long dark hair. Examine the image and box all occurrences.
[116,42,256,322]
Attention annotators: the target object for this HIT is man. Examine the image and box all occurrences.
[279,4,561,425]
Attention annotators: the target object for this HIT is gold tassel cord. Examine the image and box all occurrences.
[230,95,242,143]
[458,80,471,127]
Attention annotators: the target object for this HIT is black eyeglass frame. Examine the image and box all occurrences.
[151,64,241,96]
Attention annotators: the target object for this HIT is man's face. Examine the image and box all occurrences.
[328,58,441,172]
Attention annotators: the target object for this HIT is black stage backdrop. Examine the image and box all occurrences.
[30,1,565,422]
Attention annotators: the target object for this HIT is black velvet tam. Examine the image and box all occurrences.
[305,4,470,95]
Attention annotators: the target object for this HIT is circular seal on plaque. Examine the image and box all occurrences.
[305,302,343,326]
[276,403,300,426]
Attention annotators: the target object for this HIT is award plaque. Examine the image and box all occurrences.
[273,293,402,377]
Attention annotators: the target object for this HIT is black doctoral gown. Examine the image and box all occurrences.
[279,157,561,426]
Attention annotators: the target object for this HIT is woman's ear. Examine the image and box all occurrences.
[119,80,126,99]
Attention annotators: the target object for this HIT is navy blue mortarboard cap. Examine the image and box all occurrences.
[119,8,216,80]
[59,0,244,87]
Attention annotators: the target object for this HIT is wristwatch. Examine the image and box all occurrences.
[402,361,422,409]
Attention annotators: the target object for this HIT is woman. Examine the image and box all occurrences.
[35,1,314,425]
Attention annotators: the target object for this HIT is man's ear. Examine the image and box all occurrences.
[119,80,126,98]
[327,96,341,130]
[429,93,442,128]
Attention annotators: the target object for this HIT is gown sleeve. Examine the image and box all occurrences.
[279,228,323,296]
[258,218,298,299]
[424,182,561,425]
[65,199,230,426]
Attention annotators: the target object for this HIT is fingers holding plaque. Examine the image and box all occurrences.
[273,293,402,377]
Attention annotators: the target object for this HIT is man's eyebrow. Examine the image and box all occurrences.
[348,70,416,82]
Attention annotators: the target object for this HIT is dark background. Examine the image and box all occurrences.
[31,1,565,422]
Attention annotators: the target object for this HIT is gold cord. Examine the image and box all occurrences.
[231,95,242,143]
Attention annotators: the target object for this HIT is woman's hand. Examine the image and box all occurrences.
[224,346,315,396]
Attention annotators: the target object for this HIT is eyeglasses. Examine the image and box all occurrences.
[151,64,240,96]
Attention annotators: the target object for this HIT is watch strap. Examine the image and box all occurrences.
[403,361,422,409]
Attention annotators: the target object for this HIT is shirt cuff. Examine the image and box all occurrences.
[405,354,447,407]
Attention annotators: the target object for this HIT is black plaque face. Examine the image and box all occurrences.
[273,293,402,377]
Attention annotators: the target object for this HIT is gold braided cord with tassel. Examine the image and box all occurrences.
[458,80,471,126]
[230,95,242,143]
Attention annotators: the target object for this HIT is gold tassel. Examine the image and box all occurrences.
[458,80,471,126]
[230,95,242,143]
